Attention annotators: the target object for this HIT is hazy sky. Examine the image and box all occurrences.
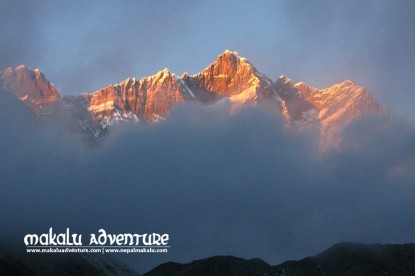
[1,0,415,117]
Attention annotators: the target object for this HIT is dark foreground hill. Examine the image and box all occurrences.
[2,243,415,275]
[145,243,415,276]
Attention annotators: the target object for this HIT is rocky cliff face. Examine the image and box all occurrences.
[274,75,315,123]
[59,68,187,137]
[0,50,386,146]
[82,68,184,124]
[0,65,60,117]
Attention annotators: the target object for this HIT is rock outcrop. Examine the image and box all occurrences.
[0,65,59,117]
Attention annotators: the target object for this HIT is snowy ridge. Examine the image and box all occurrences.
[0,50,386,146]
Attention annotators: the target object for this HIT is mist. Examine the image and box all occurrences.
[1,91,415,273]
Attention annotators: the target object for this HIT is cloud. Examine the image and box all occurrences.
[1,96,415,273]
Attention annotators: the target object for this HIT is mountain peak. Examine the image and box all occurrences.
[276,75,293,86]
[176,50,278,102]
[216,50,249,65]
[222,49,240,56]
[3,65,45,79]
[151,68,174,84]
[15,64,27,71]
[189,50,267,97]
[208,50,255,77]
[157,67,171,75]
[326,80,366,94]
[0,65,60,116]
[294,81,307,89]
[339,79,358,87]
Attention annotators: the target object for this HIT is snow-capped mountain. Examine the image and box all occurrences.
[180,50,281,106]
[274,75,385,147]
[295,79,385,147]
[0,50,386,146]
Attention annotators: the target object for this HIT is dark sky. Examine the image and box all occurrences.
[1,0,415,117]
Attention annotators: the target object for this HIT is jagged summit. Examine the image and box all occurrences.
[157,67,171,75]
[277,75,292,84]
[339,79,356,86]
[151,67,174,83]
[77,67,183,137]
[223,49,239,55]
[4,65,44,77]
[15,64,27,71]
[177,49,279,108]
[214,49,251,68]
[120,77,137,84]
[0,65,60,116]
